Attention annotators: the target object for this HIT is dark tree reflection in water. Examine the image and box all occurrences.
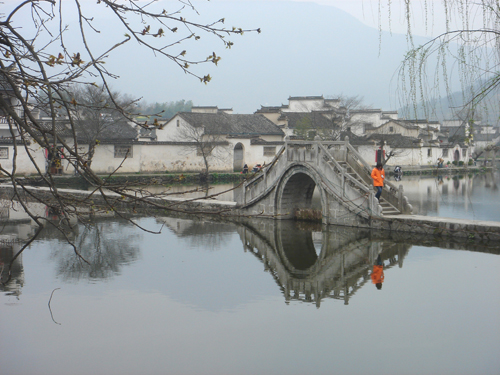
[47,219,143,282]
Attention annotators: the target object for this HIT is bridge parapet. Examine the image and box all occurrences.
[343,140,412,214]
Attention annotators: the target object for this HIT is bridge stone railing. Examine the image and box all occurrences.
[343,138,412,214]
[241,144,288,205]
[315,142,374,219]
[321,137,412,215]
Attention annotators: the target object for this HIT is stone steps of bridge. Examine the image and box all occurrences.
[379,198,401,215]
[336,161,401,216]
[337,161,364,184]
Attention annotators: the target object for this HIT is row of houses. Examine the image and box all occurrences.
[0,93,498,176]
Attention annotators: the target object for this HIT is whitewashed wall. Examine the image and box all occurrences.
[0,144,46,175]
[283,98,326,112]
[357,145,425,166]
[356,143,471,167]
[79,140,283,174]
[366,122,420,138]
[349,111,386,128]
[157,115,191,142]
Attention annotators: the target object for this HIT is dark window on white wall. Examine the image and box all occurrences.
[427,148,432,157]
[442,149,449,157]
[0,147,8,159]
[114,145,133,158]
[263,146,276,157]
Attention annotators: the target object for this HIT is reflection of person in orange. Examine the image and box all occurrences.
[371,255,384,290]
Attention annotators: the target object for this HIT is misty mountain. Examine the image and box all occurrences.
[102,1,436,113]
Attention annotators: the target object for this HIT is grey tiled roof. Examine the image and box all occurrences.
[73,119,137,142]
[138,127,157,140]
[278,112,333,130]
[367,133,423,148]
[34,119,138,142]
[177,112,284,136]
[400,119,440,125]
[474,133,500,142]
[338,131,370,145]
[385,120,420,130]
[255,106,283,114]
[288,95,324,101]
[0,69,15,93]
[35,120,73,137]
[250,138,284,145]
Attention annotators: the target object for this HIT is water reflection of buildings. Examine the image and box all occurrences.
[236,220,411,307]
[398,172,500,216]
[0,201,44,297]
[156,216,236,251]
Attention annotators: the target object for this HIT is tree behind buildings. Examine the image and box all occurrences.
[138,100,193,120]
[68,84,136,168]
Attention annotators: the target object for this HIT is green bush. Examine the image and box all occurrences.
[458,161,464,166]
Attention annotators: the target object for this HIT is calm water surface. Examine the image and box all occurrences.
[1,173,499,375]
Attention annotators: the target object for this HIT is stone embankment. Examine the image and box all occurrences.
[3,184,499,245]
[390,165,492,176]
[372,214,500,242]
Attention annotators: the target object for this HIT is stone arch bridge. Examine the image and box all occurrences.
[234,139,413,228]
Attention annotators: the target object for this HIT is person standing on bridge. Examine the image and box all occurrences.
[371,162,385,202]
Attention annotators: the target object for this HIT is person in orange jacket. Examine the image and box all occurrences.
[371,162,385,202]
[371,255,384,290]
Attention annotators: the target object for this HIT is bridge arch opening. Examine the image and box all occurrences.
[276,170,323,221]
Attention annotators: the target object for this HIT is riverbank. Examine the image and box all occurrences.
[389,164,493,176]
[2,171,246,188]
[2,179,499,244]
[2,164,494,188]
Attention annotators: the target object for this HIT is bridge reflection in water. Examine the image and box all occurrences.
[2,206,500,304]
[236,220,409,307]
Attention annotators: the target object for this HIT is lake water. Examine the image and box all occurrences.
[1,173,500,375]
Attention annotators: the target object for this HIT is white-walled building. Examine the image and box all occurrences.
[158,111,284,172]
[257,96,474,167]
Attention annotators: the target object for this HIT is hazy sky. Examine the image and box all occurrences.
[216,0,462,36]
[4,0,472,113]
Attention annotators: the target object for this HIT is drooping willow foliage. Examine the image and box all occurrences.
[384,0,500,126]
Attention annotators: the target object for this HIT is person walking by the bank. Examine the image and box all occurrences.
[371,162,385,202]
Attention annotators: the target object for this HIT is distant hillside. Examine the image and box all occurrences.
[398,86,500,125]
